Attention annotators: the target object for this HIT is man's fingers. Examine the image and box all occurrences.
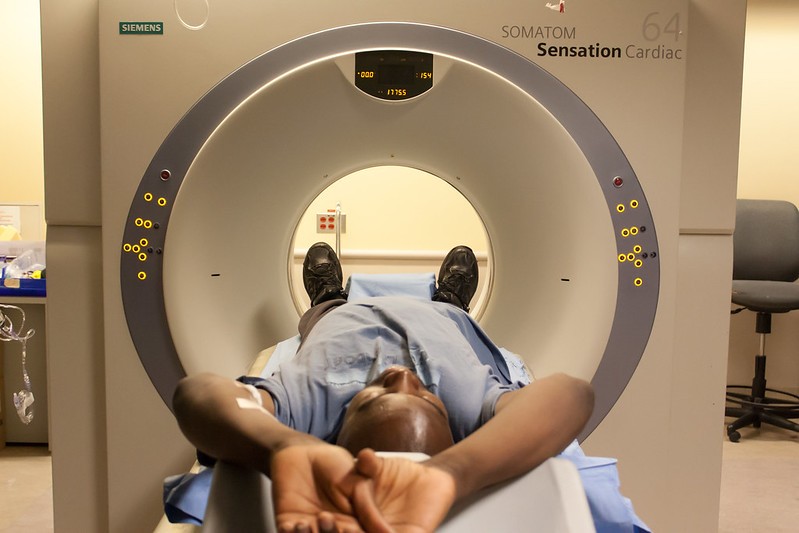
[318,512,337,533]
[355,448,382,478]
[352,479,395,533]
[277,520,311,533]
[317,512,366,533]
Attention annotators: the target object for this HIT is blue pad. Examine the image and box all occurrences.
[346,272,436,301]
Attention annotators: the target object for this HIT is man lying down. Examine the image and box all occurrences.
[171,244,648,532]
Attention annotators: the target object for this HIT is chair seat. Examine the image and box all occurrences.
[732,280,799,313]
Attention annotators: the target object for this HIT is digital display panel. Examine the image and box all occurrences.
[355,51,434,100]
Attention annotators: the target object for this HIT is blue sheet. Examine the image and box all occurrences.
[163,468,213,526]
[559,442,650,533]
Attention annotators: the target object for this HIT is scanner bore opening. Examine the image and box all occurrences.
[289,166,493,317]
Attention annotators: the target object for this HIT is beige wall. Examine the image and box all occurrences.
[737,0,799,206]
[0,1,44,217]
[729,0,799,390]
[294,166,488,252]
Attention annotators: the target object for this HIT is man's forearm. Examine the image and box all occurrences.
[426,373,594,500]
[173,373,318,475]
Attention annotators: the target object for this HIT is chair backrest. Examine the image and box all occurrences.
[733,199,799,281]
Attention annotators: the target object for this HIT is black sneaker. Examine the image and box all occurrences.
[432,245,478,312]
[303,242,347,306]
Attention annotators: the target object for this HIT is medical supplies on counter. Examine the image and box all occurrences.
[0,242,46,297]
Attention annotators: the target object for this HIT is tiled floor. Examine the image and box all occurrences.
[718,425,799,533]
[0,445,53,533]
[1,427,797,532]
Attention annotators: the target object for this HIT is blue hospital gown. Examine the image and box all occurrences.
[245,296,523,443]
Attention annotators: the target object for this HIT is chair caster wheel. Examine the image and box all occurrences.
[728,431,741,443]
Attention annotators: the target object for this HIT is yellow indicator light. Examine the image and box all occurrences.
[630,227,639,235]
[135,217,144,227]
[627,253,635,262]
[143,220,153,229]
[138,253,147,262]
[634,259,643,268]
[157,197,167,206]
[630,200,639,208]
[138,272,147,280]
[132,245,141,253]
[139,238,149,247]
[123,243,132,252]
[621,228,630,237]
[634,277,643,287]
[144,192,153,202]
[633,245,642,254]
[618,254,627,263]
[616,204,625,213]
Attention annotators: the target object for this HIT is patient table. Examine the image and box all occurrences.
[200,456,595,533]
[156,274,644,532]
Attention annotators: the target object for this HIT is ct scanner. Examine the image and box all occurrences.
[39,0,747,531]
[120,22,659,441]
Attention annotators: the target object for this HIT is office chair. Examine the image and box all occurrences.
[726,199,799,442]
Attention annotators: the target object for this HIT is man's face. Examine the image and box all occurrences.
[336,366,454,455]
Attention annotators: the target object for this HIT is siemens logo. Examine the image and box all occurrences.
[119,22,164,35]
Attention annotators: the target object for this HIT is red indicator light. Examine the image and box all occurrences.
[613,177,624,188]
[160,169,171,180]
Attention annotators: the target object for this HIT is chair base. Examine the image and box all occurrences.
[725,386,799,442]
